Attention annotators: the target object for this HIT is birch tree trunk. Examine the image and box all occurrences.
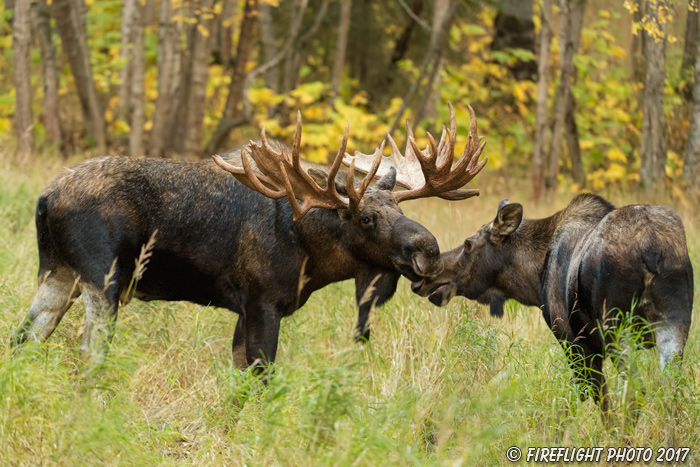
[631,0,645,81]
[259,1,280,93]
[13,0,34,161]
[31,0,61,149]
[389,1,457,134]
[331,0,352,95]
[205,0,258,154]
[51,0,106,153]
[545,0,585,191]
[117,0,137,119]
[149,0,181,157]
[219,0,239,66]
[413,0,449,127]
[640,1,668,191]
[683,24,700,185]
[682,1,699,87]
[532,0,552,201]
[129,0,147,156]
[183,0,216,157]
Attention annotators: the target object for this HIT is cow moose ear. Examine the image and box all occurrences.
[490,202,523,243]
[374,166,397,191]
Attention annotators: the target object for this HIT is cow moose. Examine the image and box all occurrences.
[13,105,488,373]
[412,193,693,417]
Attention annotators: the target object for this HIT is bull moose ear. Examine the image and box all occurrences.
[374,166,397,191]
[490,201,523,243]
[308,168,349,196]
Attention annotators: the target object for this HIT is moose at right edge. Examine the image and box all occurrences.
[413,193,694,422]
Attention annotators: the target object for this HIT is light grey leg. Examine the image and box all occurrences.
[13,269,80,346]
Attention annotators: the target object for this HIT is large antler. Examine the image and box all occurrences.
[213,112,384,221]
[343,103,488,203]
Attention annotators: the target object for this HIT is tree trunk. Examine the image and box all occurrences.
[331,0,352,95]
[683,22,700,185]
[565,92,584,186]
[413,0,449,127]
[631,0,645,81]
[532,0,552,201]
[129,0,147,156]
[389,1,457,134]
[117,0,137,119]
[390,0,424,66]
[183,0,216,157]
[51,0,106,153]
[205,0,258,154]
[259,1,280,93]
[13,0,34,161]
[149,0,181,157]
[31,0,62,149]
[545,0,585,192]
[219,0,239,66]
[279,0,330,123]
[640,0,668,191]
[491,0,537,80]
[681,1,699,87]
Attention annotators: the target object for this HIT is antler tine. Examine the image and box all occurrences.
[326,121,349,198]
[291,111,303,169]
[390,102,488,203]
[213,149,286,199]
[346,140,386,210]
[358,140,386,194]
[426,131,438,163]
[466,103,479,156]
[254,129,285,177]
[404,117,419,162]
[215,115,354,222]
[278,161,304,220]
[346,158,359,209]
[452,107,487,175]
[408,136,436,179]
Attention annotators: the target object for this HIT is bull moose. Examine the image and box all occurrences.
[13,105,487,372]
[412,194,693,416]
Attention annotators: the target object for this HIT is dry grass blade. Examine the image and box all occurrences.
[125,229,158,300]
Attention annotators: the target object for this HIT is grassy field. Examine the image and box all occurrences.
[0,153,699,466]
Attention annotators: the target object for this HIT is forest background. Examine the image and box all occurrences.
[4,0,700,200]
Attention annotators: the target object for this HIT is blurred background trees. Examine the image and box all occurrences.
[3,0,700,198]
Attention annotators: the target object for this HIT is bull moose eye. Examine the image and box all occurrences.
[361,216,372,225]
[464,239,473,251]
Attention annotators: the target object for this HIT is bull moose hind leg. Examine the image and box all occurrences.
[79,280,120,362]
[13,267,81,347]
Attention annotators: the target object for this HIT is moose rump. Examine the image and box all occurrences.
[542,200,693,406]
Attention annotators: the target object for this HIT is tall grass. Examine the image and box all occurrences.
[1,153,699,465]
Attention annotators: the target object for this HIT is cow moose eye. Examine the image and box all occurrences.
[464,239,473,251]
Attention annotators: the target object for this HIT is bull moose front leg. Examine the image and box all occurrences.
[354,270,400,342]
[232,303,282,376]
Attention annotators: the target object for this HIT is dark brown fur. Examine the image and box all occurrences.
[13,146,443,371]
[413,194,694,415]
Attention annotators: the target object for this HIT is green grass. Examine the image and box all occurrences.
[1,154,699,466]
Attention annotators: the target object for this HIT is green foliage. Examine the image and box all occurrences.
[0,159,699,465]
